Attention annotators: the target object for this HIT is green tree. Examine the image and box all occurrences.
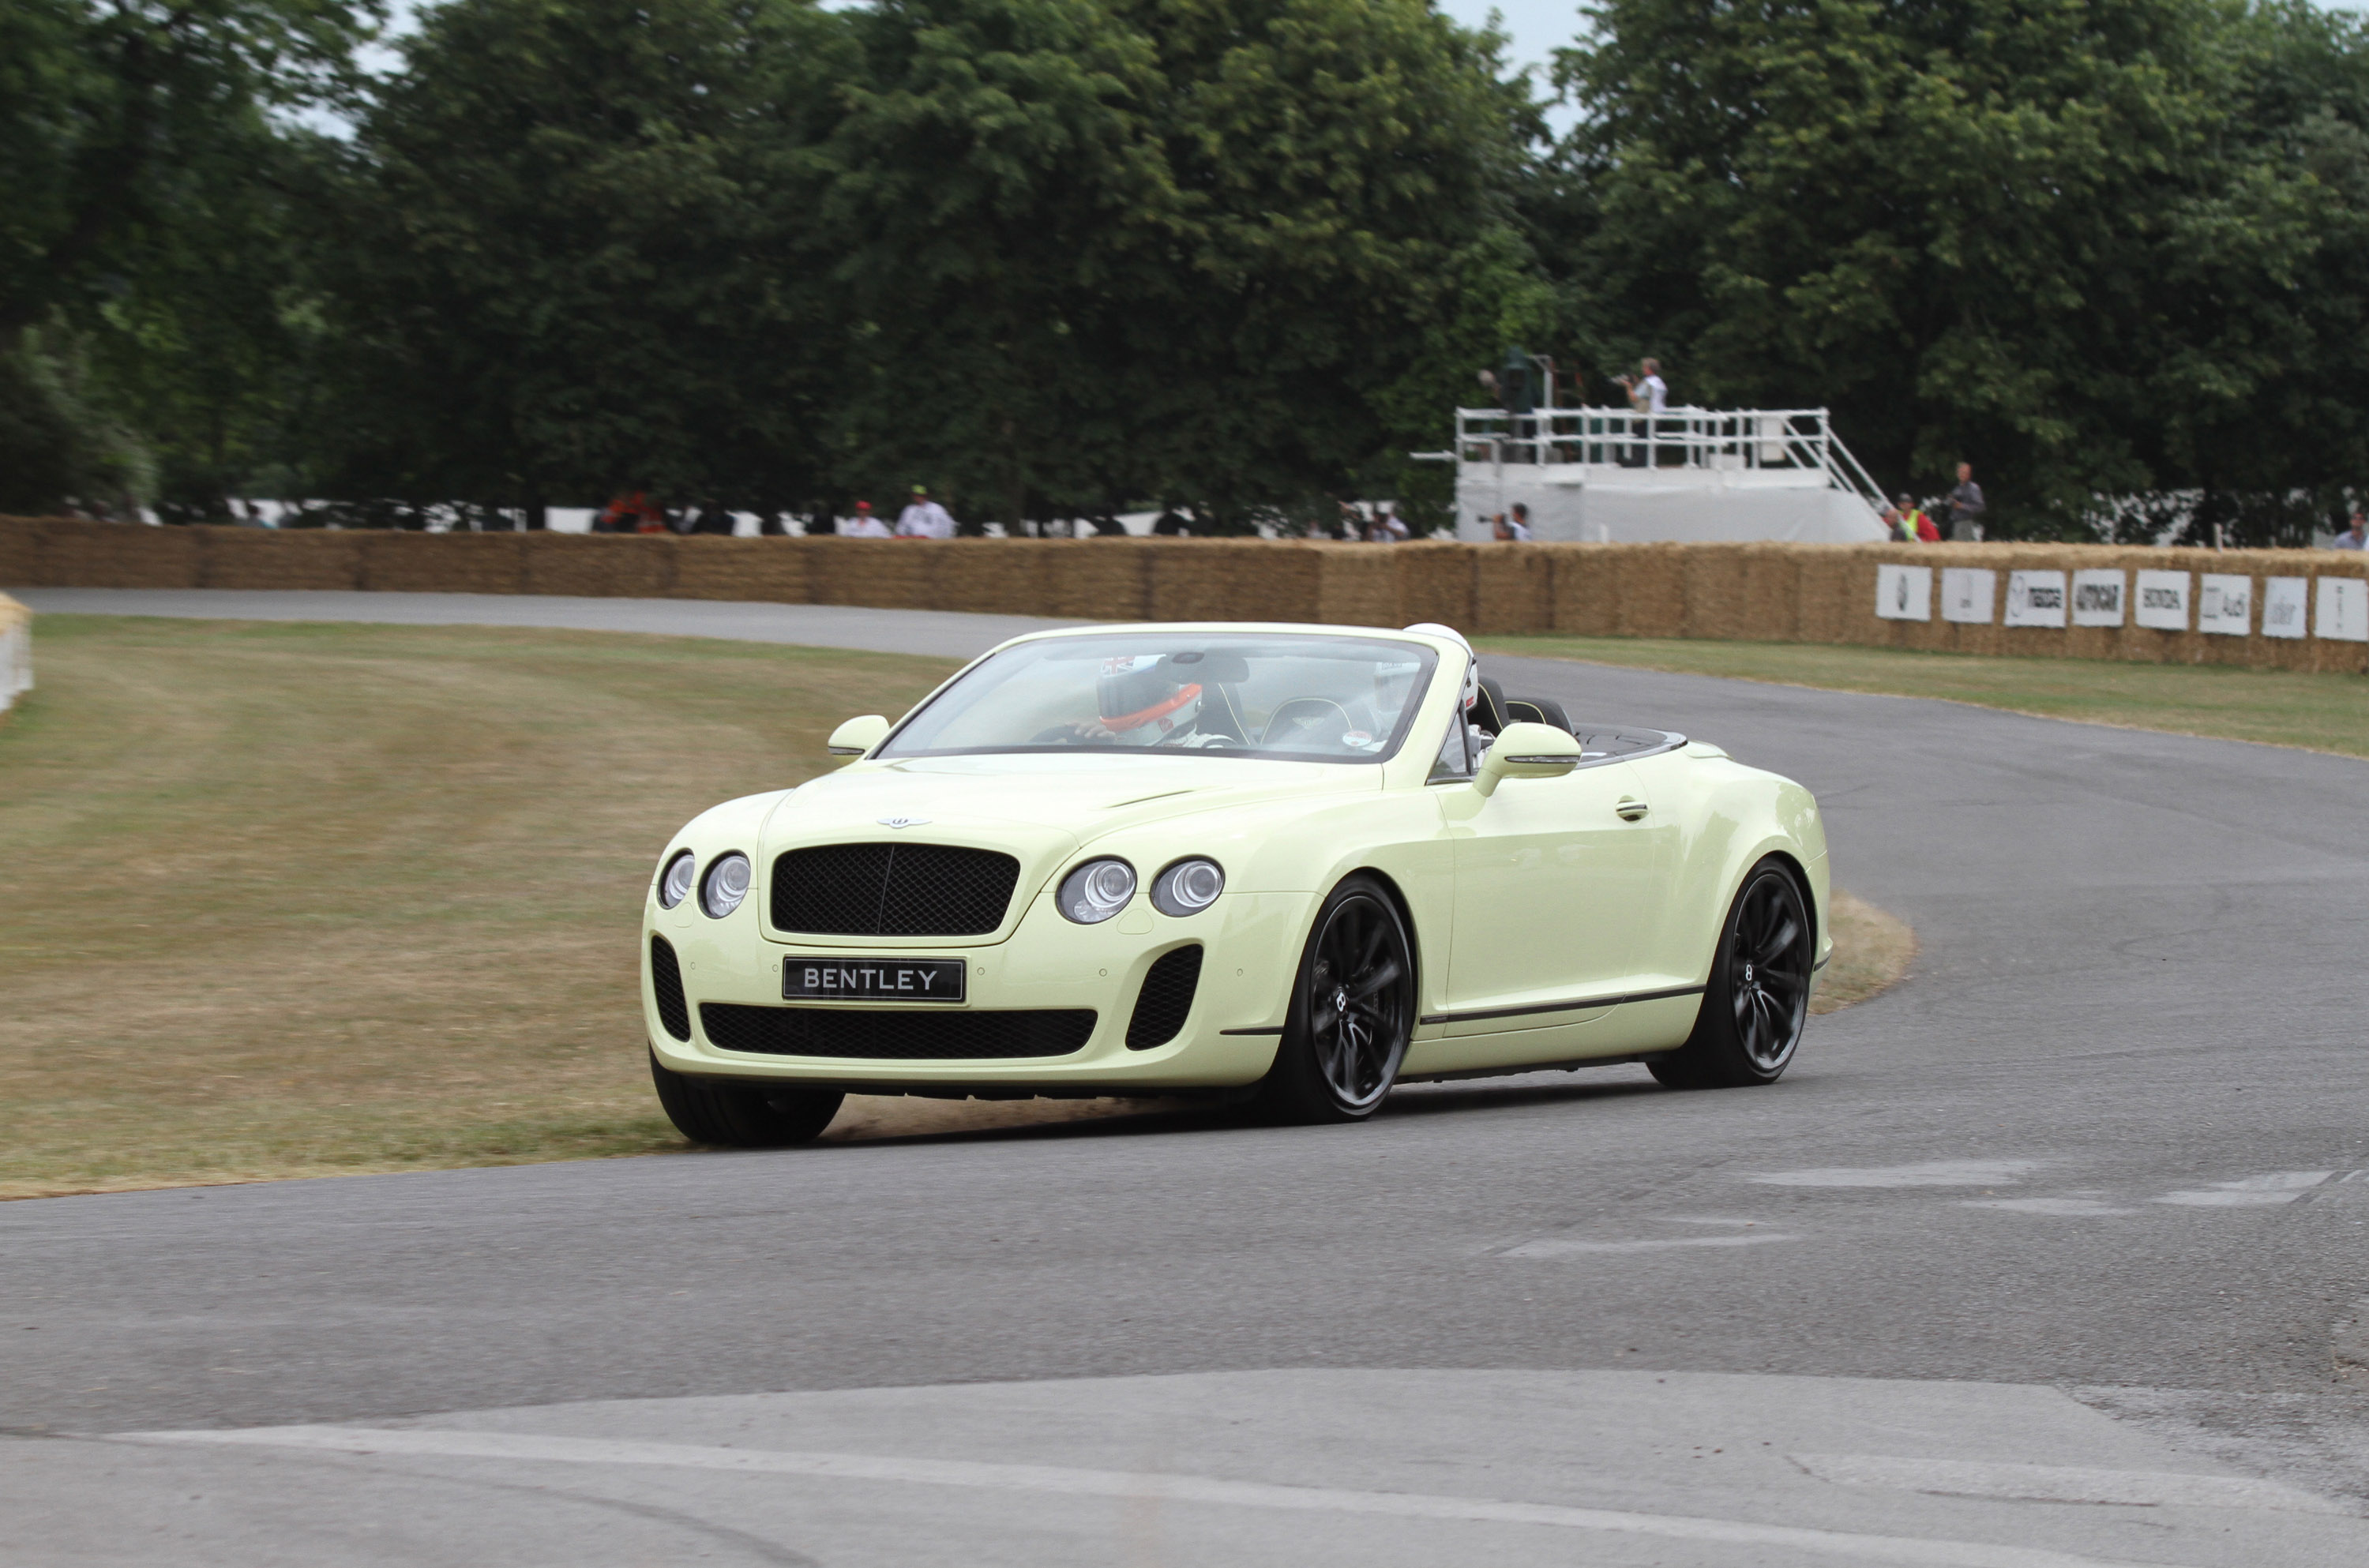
[308,0,856,521]
[824,0,1543,531]
[1548,0,2357,532]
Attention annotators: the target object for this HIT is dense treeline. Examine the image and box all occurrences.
[5,0,2367,540]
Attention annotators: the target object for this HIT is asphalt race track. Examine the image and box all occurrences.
[8,587,2369,1566]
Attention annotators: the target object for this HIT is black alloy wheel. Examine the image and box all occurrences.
[649,1051,845,1146]
[1255,874,1416,1123]
[1650,857,1812,1089]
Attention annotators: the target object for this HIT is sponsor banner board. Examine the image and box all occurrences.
[1939,568,1995,625]
[2262,577,2308,640]
[1875,564,1932,621]
[2134,569,2190,631]
[2318,577,2369,643]
[2003,570,2067,628]
[2071,569,2126,627]
[2197,572,2253,636]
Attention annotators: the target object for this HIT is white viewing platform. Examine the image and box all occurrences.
[1420,406,1889,544]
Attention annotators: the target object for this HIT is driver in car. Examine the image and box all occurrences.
[1037,655,1240,748]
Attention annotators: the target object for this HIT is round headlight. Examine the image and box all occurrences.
[1057,857,1136,924]
[659,850,696,909]
[700,852,752,917]
[1151,857,1225,917]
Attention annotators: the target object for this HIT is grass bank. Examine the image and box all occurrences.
[2,617,1913,1197]
[1477,636,2369,760]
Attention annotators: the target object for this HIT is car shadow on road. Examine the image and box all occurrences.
[1380,1070,1668,1120]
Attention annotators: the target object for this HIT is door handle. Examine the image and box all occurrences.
[1615,797,1649,821]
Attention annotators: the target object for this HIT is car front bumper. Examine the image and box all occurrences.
[644,887,1308,1093]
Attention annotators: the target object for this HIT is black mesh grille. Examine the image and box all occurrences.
[649,935,692,1041]
[1126,945,1203,1050]
[770,843,1021,936]
[700,1003,1095,1060]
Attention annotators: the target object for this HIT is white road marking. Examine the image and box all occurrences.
[1748,1161,2040,1188]
[1962,1199,2139,1217]
[1792,1453,2341,1514]
[112,1425,2165,1568]
[2155,1172,2333,1208]
[1502,1233,1800,1257]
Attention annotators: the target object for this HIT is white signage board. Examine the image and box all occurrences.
[2318,577,2369,643]
[2070,569,2126,627]
[2003,570,2067,628]
[2196,573,2252,636]
[2134,569,2191,631]
[2261,577,2307,640]
[1939,568,1995,625]
[1875,564,1932,621]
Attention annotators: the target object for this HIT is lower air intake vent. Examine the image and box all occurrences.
[700,1003,1095,1060]
[1126,945,1203,1049]
[650,936,692,1041]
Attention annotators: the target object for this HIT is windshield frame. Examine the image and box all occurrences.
[877,630,1444,766]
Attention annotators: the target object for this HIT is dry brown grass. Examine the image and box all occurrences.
[0,616,959,1199]
[1,618,1916,1196]
[1811,891,1916,1015]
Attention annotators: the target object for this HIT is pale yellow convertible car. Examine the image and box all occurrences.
[644,622,1829,1144]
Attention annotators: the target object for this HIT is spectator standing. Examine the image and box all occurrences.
[690,500,734,535]
[1880,501,1905,540]
[1614,358,1667,413]
[895,485,956,538]
[1894,493,1932,543]
[1380,504,1411,542]
[596,487,663,534]
[843,501,891,538]
[1151,507,1192,536]
[1492,506,1534,542]
[1946,463,1986,541]
[2332,512,2367,550]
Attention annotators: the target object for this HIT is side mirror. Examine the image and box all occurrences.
[1474,721,1582,797]
[827,714,891,758]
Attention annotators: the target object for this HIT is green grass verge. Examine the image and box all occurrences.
[1477,635,2369,759]
[0,615,960,1198]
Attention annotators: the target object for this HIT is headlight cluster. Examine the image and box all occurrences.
[1057,856,1225,924]
[657,850,752,918]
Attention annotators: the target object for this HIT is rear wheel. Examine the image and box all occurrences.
[1650,858,1811,1089]
[1252,875,1415,1123]
[649,1051,844,1146]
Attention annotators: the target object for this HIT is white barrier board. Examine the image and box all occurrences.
[1875,564,1932,621]
[2070,569,2126,627]
[2197,573,2252,636]
[2134,569,2190,631]
[2003,570,2067,628]
[2262,577,2307,640]
[1939,568,1995,624]
[2318,577,2369,642]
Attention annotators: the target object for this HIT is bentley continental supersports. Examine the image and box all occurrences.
[644,622,1830,1143]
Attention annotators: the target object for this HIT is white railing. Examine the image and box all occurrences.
[1447,406,1889,517]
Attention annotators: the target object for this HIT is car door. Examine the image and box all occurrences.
[1440,758,1669,1032]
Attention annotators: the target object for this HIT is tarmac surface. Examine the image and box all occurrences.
[6,587,2369,1566]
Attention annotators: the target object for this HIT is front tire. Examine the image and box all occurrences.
[649,1051,844,1146]
[1252,874,1416,1123]
[1650,857,1812,1090]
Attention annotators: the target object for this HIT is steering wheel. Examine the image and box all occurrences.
[1260,698,1355,748]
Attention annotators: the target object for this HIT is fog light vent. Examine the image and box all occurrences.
[650,935,692,1042]
[1126,945,1203,1050]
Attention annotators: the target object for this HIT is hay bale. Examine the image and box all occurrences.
[1149,541,1321,622]
[669,536,811,602]
[1045,538,1151,621]
[38,518,200,587]
[1680,548,1747,642]
[1472,546,1553,634]
[929,539,1045,616]
[523,532,674,598]
[0,516,48,586]
[1545,544,1614,636]
[1315,545,1402,628]
[360,531,527,594]
[806,538,933,609]
[1395,542,1475,632]
[1610,544,1688,638]
[197,526,364,590]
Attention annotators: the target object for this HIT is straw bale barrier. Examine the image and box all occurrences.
[2,516,2364,671]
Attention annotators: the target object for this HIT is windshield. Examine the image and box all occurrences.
[880,632,1440,763]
